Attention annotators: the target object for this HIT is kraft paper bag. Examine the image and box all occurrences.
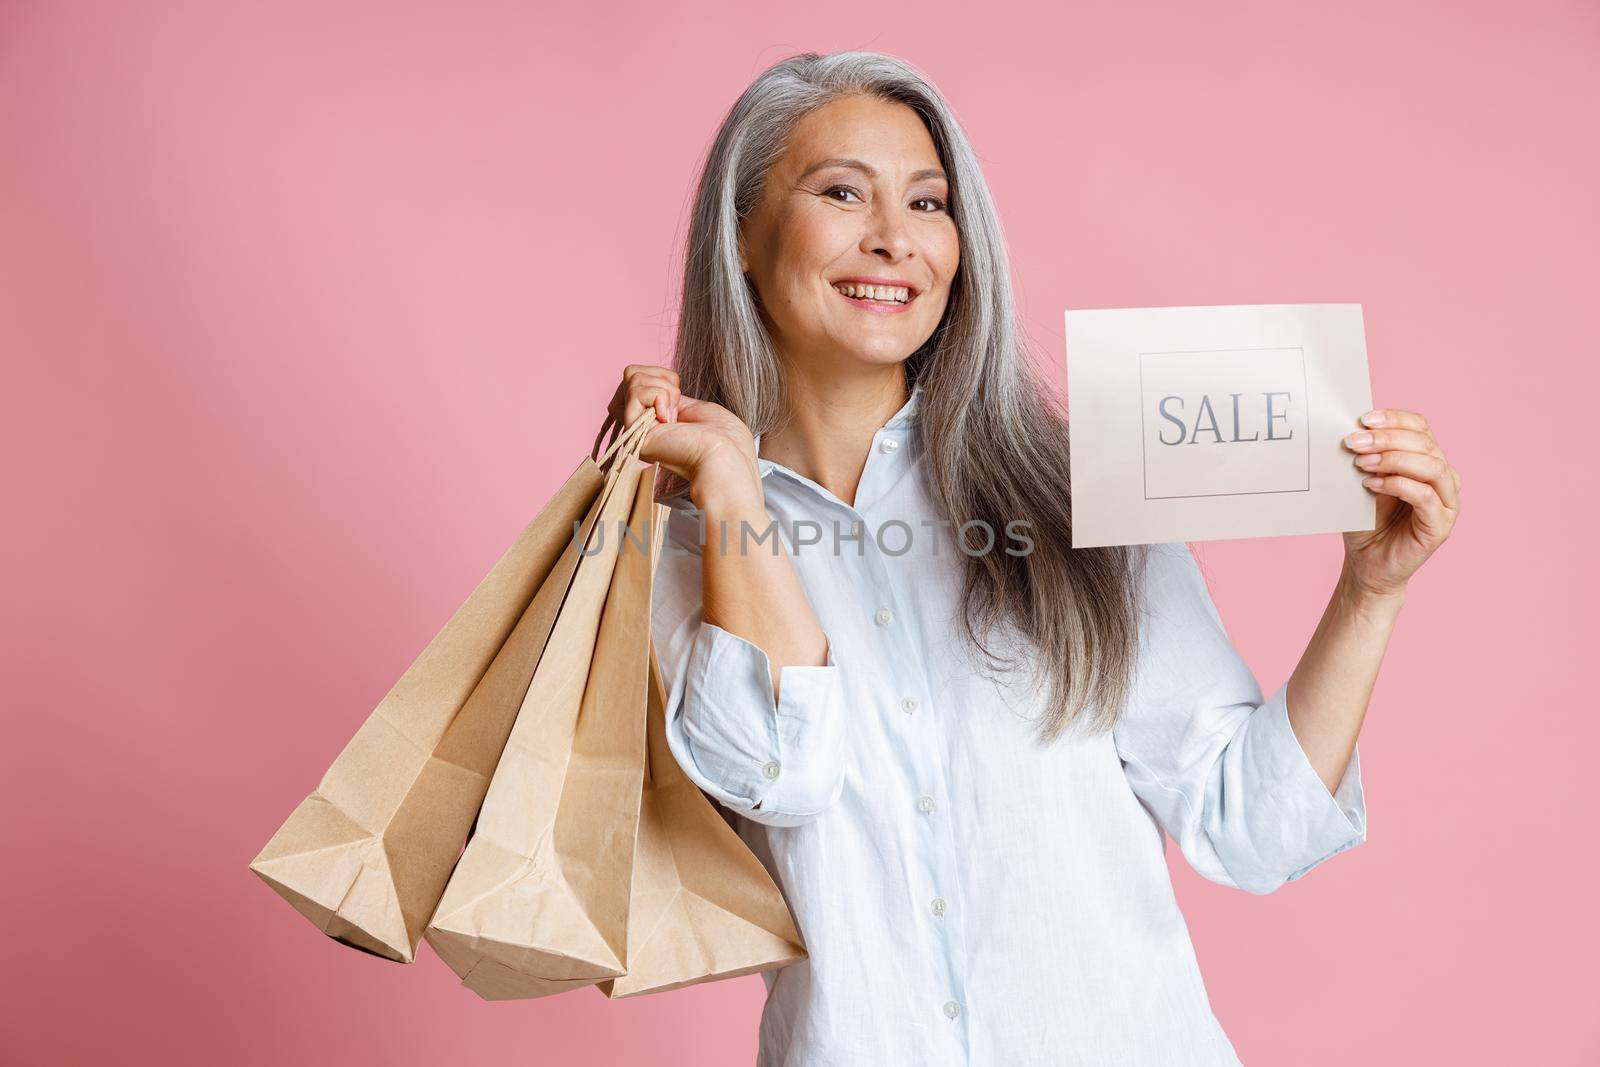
[1065,303,1375,548]
[248,415,648,963]
[425,419,662,1000]
[598,643,807,999]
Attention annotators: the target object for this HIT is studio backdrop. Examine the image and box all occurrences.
[1,2,1594,1065]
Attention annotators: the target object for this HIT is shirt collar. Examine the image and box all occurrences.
[753,381,922,481]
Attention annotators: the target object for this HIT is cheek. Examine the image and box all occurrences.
[775,210,857,284]
[930,227,961,284]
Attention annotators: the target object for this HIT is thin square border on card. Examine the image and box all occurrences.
[1137,346,1312,501]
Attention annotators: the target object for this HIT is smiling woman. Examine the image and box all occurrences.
[593,49,1414,1067]
[648,57,1143,755]
[738,99,962,377]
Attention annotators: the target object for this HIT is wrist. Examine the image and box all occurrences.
[688,444,764,515]
[1336,566,1407,622]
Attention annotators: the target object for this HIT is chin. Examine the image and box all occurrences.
[847,347,917,369]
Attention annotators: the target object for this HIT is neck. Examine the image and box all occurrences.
[760,363,909,509]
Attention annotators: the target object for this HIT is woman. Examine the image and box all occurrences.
[603,51,1459,1066]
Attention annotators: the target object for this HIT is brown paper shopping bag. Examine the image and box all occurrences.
[598,643,807,998]
[248,414,651,963]
[425,418,664,999]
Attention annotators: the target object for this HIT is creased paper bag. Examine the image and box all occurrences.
[253,407,809,1000]
[425,422,661,999]
[248,421,642,963]
[598,642,807,998]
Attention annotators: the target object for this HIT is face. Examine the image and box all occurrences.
[739,94,960,376]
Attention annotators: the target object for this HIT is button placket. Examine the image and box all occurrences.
[854,420,903,513]
[857,486,970,1048]
[758,397,973,1047]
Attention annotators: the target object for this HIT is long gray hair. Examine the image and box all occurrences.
[663,50,1151,743]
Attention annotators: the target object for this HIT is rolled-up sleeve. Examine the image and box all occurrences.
[1113,542,1368,895]
[650,500,848,828]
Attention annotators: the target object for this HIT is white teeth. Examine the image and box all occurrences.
[833,282,911,304]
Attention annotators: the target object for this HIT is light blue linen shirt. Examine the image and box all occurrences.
[650,384,1367,1066]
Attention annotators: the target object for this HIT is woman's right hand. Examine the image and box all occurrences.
[601,364,762,506]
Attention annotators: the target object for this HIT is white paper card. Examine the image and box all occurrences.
[1065,303,1376,547]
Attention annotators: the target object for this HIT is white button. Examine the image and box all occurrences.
[761,760,781,780]
[874,607,893,626]
[902,696,919,714]
[930,897,947,917]
[917,794,936,814]
[879,437,900,454]
[943,1000,962,1019]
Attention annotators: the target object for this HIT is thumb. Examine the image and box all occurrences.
[635,420,701,482]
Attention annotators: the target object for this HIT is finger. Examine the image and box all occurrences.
[1358,408,1430,434]
[634,422,698,482]
[1342,426,1440,460]
[1351,448,1460,510]
[627,375,681,424]
[623,363,680,398]
[1360,472,1452,538]
[671,395,729,426]
[609,371,661,420]
[650,383,680,424]
[1358,408,1436,449]
[624,368,679,396]
[632,382,679,425]
[624,382,679,426]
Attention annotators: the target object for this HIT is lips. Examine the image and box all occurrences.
[831,278,920,316]
[832,278,917,299]
[832,286,917,314]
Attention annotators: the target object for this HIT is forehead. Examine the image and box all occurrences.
[778,95,944,177]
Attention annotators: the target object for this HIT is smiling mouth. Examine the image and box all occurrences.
[831,282,916,307]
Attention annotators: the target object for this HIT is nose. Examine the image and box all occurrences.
[859,202,915,262]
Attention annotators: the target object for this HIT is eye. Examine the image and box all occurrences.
[912,196,947,213]
[822,184,864,203]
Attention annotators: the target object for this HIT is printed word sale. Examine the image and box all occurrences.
[1155,391,1296,446]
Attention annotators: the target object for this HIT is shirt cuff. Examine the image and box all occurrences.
[664,621,847,826]
[1228,678,1368,891]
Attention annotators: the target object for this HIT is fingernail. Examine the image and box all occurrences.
[1356,453,1381,466]
[1345,431,1373,447]
[1361,411,1386,427]
[1363,476,1383,488]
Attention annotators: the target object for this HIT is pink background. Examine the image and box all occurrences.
[2,1,1594,1063]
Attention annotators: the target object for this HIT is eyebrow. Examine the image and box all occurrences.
[798,157,948,184]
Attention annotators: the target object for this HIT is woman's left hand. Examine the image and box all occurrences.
[1340,407,1462,599]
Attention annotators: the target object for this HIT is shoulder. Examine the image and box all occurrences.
[1131,540,1232,655]
[1134,541,1205,599]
